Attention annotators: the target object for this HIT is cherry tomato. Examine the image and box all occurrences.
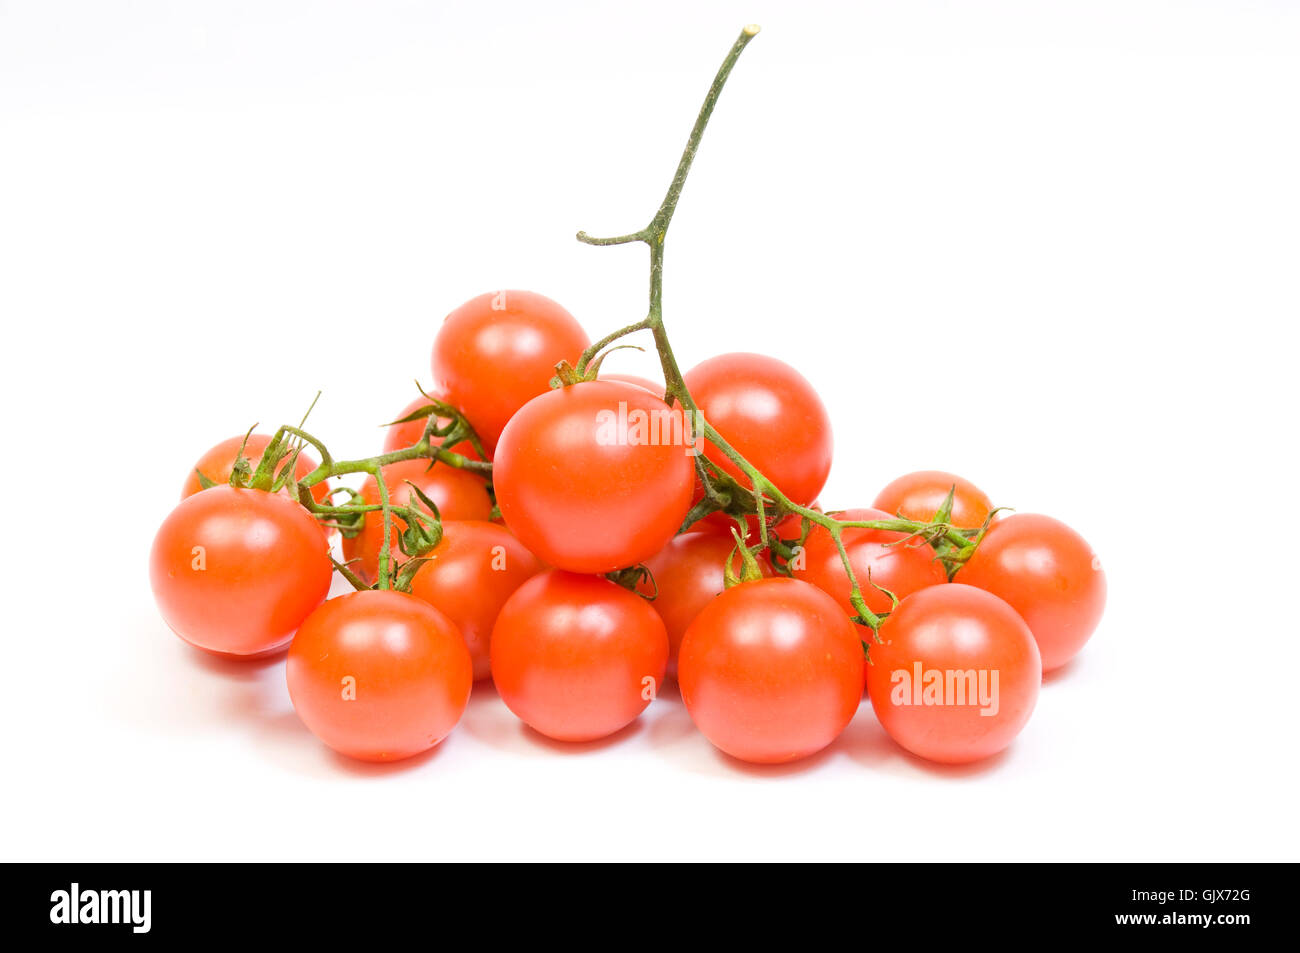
[382,393,481,458]
[640,531,772,677]
[430,290,590,451]
[792,507,947,617]
[873,470,994,529]
[684,352,832,506]
[341,458,494,585]
[407,520,543,681]
[150,486,333,657]
[286,589,472,762]
[181,433,330,505]
[955,513,1105,672]
[866,584,1040,764]
[678,577,864,764]
[494,380,695,573]
[491,571,668,742]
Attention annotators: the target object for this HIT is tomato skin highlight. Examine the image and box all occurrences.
[640,531,772,677]
[955,513,1106,672]
[866,584,1041,764]
[181,433,330,505]
[150,486,333,657]
[490,571,669,743]
[873,470,994,529]
[430,290,589,452]
[407,521,543,681]
[493,380,695,574]
[792,507,947,616]
[341,458,494,585]
[684,352,833,506]
[286,589,473,762]
[678,577,865,765]
[382,394,481,458]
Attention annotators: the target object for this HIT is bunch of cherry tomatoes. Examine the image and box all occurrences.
[149,288,1106,768]
[149,26,1105,770]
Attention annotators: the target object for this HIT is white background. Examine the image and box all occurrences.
[2,0,1297,861]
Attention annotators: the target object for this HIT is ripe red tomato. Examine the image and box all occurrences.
[873,470,994,529]
[792,507,947,617]
[341,458,494,584]
[640,531,772,676]
[430,290,590,451]
[493,380,694,573]
[382,393,481,458]
[181,433,330,505]
[684,352,832,506]
[866,584,1041,764]
[955,513,1106,672]
[678,577,864,764]
[286,589,472,762]
[491,571,668,742]
[407,520,543,681]
[150,486,333,657]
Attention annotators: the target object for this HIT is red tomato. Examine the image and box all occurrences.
[792,507,947,617]
[430,290,589,451]
[382,393,481,458]
[181,433,330,505]
[598,372,664,395]
[640,531,772,677]
[873,470,994,529]
[341,458,494,585]
[490,571,668,742]
[955,513,1105,672]
[678,577,864,764]
[684,352,832,506]
[286,589,473,762]
[493,380,695,573]
[866,584,1040,764]
[150,486,333,657]
[407,521,543,681]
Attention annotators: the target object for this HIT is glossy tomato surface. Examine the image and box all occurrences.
[287,589,473,762]
[793,507,947,616]
[678,577,864,764]
[493,380,694,573]
[181,433,330,505]
[490,571,668,742]
[430,290,589,451]
[866,584,1041,764]
[684,352,832,506]
[408,520,543,680]
[640,531,772,676]
[341,458,494,584]
[150,486,332,656]
[955,513,1106,672]
[873,470,994,529]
